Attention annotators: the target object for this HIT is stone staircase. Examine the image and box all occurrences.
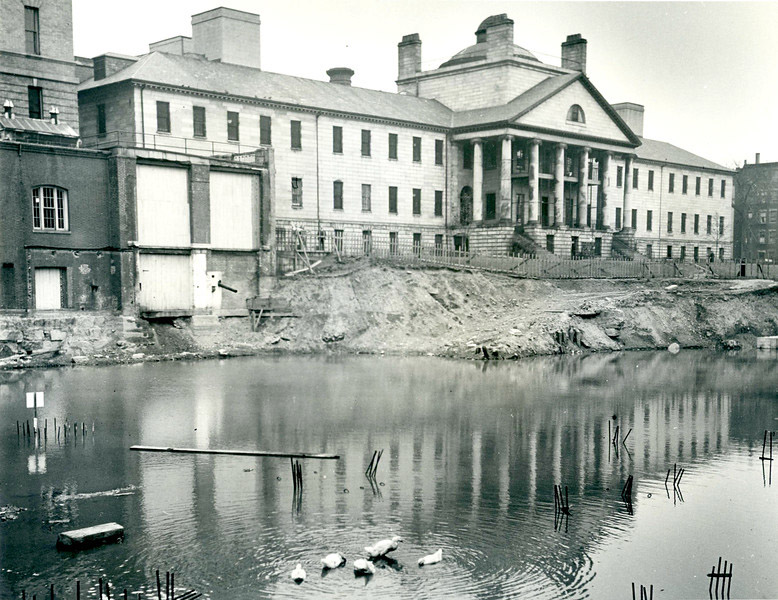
[190,314,220,333]
[510,226,554,257]
[611,231,644,260]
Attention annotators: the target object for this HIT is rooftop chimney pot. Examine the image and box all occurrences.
[561,33,587,74]
[756,152,761,164]
[327,67,355,86]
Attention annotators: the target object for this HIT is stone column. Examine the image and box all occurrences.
[472,139,483,222]
[622,154,634,230]
[554,143,566,227]
[528,138,541,224]
[500,135,513,221]
[600,152,612,229]
[577,146,589,227]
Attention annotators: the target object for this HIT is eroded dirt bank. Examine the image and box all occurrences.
[2,260,778,369]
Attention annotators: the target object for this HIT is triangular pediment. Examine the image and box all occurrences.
[514,78,634,144]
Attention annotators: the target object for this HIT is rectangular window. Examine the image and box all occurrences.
[413,233,422,257]
[615,207,622,229]
[667,211,673,233]
[631,208,637,229]
[260,115,271,145]
[333,180,343,210]
[97,104,106,135]
[646,210,653,232]
[32,186,68,231]
[435,234,443,250]
[485,193,497,221]
[361,129,371,156]
[389,232,398,255]
[720,180,726,198]
[693,246,699,262]
[708,178,714,197]
[695,176,701,195]
[25,6,40,55]
[680,246,686,261]
[332,126,343,154]
[681,212,687,233]
[334,229,343,252]
[682,174,688,194]
[361,184,371,212]
[667,245,673,259]
[546,234,555,254]
[388,133,398,159]
[694,214,699,234]
[388,186,398,214]
[434,190,443,217]
[412,188,422,215]
[291,120,301,150]
[227,111,239,141]
[646,243,653,258]
[435,139,444,165]
[648,170,654,191]
[28,86,42,119]
[412,136,421,162]
[463,144,473,169]
[719,247,724,261]
[156,101,170,133]
[633,168,639,189]
[291,177,303,208]
[193,106,206,137]
[719,216,724,235]
[668,173,675,193]
[616,166,623,187]
[362,230,372,255]
[707,215,712,234]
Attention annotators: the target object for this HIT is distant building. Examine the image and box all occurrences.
[734,154,778,262]
[78,9,734,263]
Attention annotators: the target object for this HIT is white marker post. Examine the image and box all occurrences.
[26,391,44,434]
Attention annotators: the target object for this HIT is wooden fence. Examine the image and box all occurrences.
[277,237,775,281]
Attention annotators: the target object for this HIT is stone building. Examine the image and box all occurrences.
[734,154,778,262]
[77,9,734,263]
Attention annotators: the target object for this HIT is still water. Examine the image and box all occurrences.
[0,352,776,599]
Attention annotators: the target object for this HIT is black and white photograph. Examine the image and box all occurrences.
[1,1,777,598]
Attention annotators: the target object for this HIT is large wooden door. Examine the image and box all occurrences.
[35,268,65,310]
[137,254,192,312]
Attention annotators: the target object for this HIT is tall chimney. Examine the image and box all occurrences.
[192,8,261,69]
[756,153,761,164]
[327,67,354,86]
[561,34,587,74]
[477,15,515,61]
[398,33,422,81]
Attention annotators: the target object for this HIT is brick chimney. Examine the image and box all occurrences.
[561,34,587,74]
[398,33,422,81]
[327,67,354,86]
[756,153,761,164]
[477,14,515,60]
[612,102,644,137]
[191,7,261,69]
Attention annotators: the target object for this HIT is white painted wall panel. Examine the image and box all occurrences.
[137,254,192,311]
[137,165,190,246]
[210,171,256,249]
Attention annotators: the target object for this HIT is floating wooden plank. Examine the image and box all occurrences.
[130,445,339,460]
[57,523,124,549]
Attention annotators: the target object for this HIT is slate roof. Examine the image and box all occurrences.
[635,137,731,172]
[0,116,78,137]
[79,52,454,128]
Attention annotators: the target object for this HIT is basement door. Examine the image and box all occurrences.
[35,267,66,310]
[137,254,192,312]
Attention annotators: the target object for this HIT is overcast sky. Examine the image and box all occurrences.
[71,1,778,168]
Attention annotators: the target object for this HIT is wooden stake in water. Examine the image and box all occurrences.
[156,570,161,600]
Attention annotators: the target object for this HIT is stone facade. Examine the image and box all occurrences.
[734,158,778,262]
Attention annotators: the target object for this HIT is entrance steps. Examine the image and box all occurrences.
[511,227,554,257]
[190,314,220,333]
[121,316,151,343]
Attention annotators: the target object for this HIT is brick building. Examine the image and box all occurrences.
[734,154,778,262]
[78,9,734,263]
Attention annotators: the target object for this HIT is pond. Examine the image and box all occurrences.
[1,351,777,599]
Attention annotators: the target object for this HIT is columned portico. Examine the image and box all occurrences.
[622,154,634,229]
[500,135,513,221]
[577,146,589,227]
[528,138,541,224]
[472,138,483,221]
[554,143,566,226]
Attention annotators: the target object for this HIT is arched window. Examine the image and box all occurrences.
[32,186,69,231]
[567,104,585,123]
[460,186,473,225]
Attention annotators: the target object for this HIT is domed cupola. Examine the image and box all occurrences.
[440,14,539,68]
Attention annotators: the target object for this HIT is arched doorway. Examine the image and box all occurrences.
[460,186,473,225]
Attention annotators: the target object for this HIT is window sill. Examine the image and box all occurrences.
[333,207,343,211]
[362,210,372,213]
[193,134,207,139]
[361,154,371,159]
[291,205,303,210]
[156,131,171,135]
[388,157,398,161]
[333,151,343,155]
[33,229,71,234]
[227,139,240,144]
[291,147,303,152]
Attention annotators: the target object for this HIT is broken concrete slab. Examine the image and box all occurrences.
[56,522,124,550]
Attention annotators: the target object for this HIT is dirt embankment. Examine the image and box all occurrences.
[196,260,778,360]
[3,260,777,369]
